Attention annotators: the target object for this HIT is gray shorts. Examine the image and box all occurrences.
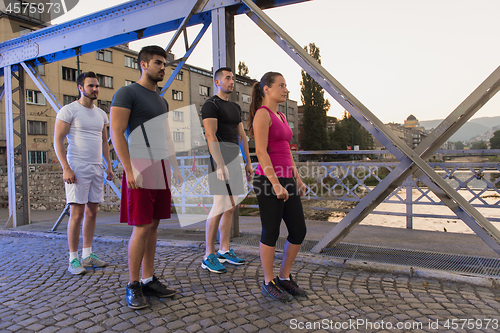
[65,161,104,204]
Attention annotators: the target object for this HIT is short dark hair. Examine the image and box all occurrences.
[214,67,232,81]
[138,45,167,73]
[76,71,97,89]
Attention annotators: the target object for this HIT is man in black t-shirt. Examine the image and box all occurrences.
[200,67,252,273]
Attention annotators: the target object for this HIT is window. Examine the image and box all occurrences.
[96,50,112,63]
[288,106,294,115]
[278,104,285,112]
[173,132,184,142]
[125,80,135,86]
[97,100,112,113]
[242,112,248,121]
[172,90,183,101]
[288,121,295,129]
[62,67,77,81]
[19,25,34,36]
[26,90,45,105]
[13,1,41,20]
[173,111,183,122]
[199,85,210,97]
[124,55,138,69]
[33,64,44,76]
[175,71,183,81]
[236,92,239,101]
[96,74,113,88]
[242,94,251,103]
[28,151,47,164]
[63,95,78,105]
[28,121,47,135]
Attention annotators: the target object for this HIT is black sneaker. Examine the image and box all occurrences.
[141,275,177,298]
[277,274,308,297]
[262,277,293,302]
[125,281,149,309]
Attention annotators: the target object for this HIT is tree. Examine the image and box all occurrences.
[329,111,374,151]
[238,61,249,77]
[490,130,500,149]
[454,141,465,150]
[471,141,488,149]
[301,43,330,150]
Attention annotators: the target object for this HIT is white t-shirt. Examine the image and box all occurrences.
[56,101,109,164]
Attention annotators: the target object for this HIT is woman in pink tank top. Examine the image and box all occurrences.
[248,72,308,302]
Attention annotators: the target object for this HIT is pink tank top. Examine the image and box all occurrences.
[255,106,294,178]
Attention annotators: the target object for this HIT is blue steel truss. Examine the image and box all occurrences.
[1,0,500,256]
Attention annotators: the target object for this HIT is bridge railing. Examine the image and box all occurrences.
[3,150,499,229]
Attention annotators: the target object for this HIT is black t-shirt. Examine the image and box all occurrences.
[111,83,169,136]
[201,95,242,145]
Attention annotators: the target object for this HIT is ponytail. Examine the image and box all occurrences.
[248,82,263,137]
[247,71,283,137]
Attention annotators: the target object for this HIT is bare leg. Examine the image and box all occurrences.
[82,202,99,249]
[128,223,154,283]
[141,219,160,279]
[218,203,236,252]
[205,195,224,257]
[260,242,276,284]
[67,204,85,253]
[279,241,301,279]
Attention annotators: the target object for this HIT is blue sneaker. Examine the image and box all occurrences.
[201,253,227,273]
[217,249,245,265]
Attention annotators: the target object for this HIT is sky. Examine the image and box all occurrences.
[53,0,500,123]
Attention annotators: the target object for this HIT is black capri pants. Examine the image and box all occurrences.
[253,175,307,247]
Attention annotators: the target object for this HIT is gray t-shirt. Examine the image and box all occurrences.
[56,101,108,164]
[111,83,170,160]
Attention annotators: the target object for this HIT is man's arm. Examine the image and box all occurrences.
[53,119,77,184]
[203,118,224,167]
[237,122,253,179]
[102,126,114,181]
[109,106,137,188]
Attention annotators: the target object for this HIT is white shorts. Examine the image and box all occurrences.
[65,161,105,204]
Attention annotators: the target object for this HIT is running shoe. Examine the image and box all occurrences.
[277,274,308,297]
[262,277,293,302]
[82,253,107,268]
[201,253,227,273]
[125,281,149,309]
[141,275,176,298]
[217,249,245,265]
[68,258,86,275]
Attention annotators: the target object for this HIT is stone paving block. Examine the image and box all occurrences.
[37,327,61,333]
[133,323,153,331]
[166,320,185,330]
[149,327,169,333]
[26,323,46,331]
[84,327,106,333]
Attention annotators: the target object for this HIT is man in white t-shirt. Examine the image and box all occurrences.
[54,71,114,275]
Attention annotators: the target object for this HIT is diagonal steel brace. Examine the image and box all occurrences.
[241,0,500,254]
[160,0,211,96]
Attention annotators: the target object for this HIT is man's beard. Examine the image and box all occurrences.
[147,71,164,83]
[83,90,98,100]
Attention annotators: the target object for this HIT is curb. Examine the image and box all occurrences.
[1,228,499,289]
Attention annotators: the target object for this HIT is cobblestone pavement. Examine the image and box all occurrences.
[1,234,500,333]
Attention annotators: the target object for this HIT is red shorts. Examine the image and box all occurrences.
[120,161,172,226]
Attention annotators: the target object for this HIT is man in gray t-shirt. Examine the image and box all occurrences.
[54,71,114,275]
[110,45,182,309]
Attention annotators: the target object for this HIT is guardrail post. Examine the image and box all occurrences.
[406,175,413,229]
[180,158,186,214]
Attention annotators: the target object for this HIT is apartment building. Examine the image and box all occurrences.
[0,11,191,164]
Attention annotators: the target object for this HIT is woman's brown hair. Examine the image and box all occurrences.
[247,71,283,136]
